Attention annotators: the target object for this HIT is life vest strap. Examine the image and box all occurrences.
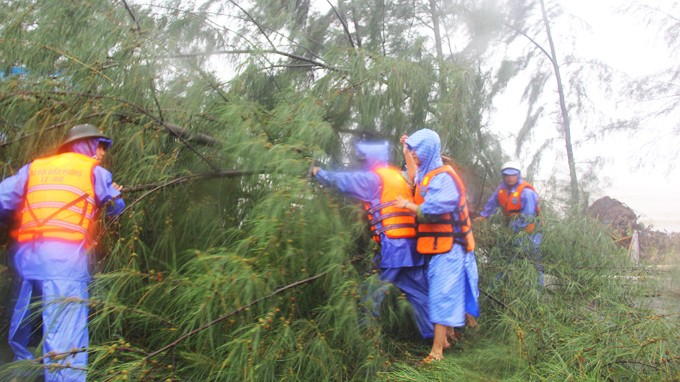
[418,231,470,238]
[454,237,470,247]
[19,227,92,241]
[367,200,398,214]
[426,215,469,227]
[373,223,417,235]
[25,193,90,228]
[25,203,41,228]
[370,211,416,225]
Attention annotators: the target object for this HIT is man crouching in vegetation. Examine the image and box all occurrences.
[0,124,124,381]
[396,128,480,364]
[311,139,433,341]
[474,161,543,286]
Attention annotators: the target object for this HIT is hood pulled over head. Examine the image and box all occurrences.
[355,140,390,170]
[405,129,443,184]
[60,138,101,158]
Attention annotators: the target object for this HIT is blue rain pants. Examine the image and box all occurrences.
[373,266,433,339]
[9,279,88,382]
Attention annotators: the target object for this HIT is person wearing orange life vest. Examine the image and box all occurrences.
[474,160,543,285]
[0,124,124,382]
[395,129,480,364]
[311,140,433,340]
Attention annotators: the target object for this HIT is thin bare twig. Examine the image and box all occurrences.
[610,359,660,371]
[170,49,342,72]
[121,170,253,193]
[326,0,354,48]
[144,271,329,360]
[120,0,141,31]
[0,112,116,148]
[501,20,553,63]
[0,90,223,148]
[481,288,508,309]
[144,77,219,170]
[94,169,253,248]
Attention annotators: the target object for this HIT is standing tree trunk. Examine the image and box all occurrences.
[429,0,444,61]
[429,0,448,96]
[539,0,579,209]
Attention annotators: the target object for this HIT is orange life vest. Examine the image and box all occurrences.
[364,167,416,242]
[497,182,540,217]
[414,166,475,254]
[16,152,98,244]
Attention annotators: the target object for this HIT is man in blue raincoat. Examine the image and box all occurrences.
[311,140,433,340]
[0,124,124,381]
[474,161,543,285]
[396,129,480,363]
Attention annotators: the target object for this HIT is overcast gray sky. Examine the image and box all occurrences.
[563,0,679,232]
[488,0,679,231]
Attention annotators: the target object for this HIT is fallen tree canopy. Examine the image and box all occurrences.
[588,196,680,260]
[0,1,677,381]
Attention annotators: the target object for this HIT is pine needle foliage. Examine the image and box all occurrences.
[0,1,675,381]
[0,0,496,380]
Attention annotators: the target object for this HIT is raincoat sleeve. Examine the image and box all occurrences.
[418,173,459,221]
[315,169,382,202]
[0,165,29,222]
[479,187,501,218]
[93,166,124,216]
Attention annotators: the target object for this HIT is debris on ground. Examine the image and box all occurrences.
[588,196,679,261]
[587,196,639,244]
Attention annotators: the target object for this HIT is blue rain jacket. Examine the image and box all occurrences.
[0,139,124,281]
[315,140,432,338]
[480,175,543,284]
[406,129,480,326]
[480,176,540,234]
[314,141,424,269]
[2,138,124,381]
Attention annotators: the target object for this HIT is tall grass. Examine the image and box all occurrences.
[387,212,679,381]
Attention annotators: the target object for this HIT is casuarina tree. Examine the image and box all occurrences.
[0,0,495,379]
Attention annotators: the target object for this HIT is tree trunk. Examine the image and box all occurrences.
[539,0,579,209]
[429,0,444,61]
